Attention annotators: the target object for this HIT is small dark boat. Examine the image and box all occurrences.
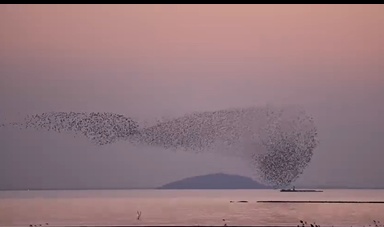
[280,186,323,192]
[280,189,323,192]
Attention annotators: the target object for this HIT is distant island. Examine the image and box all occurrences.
[157,173,271,189]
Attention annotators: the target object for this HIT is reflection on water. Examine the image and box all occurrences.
[1,190,384,226]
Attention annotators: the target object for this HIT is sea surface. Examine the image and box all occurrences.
[1,189,383,227]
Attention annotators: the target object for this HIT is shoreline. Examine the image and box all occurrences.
[257,201,384,203]
[0,226,375,227]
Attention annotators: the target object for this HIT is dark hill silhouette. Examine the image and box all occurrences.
[158,173,271,189]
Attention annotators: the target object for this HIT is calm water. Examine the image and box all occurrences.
[1,189,384,226]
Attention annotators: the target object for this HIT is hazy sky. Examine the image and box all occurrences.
[1,4,383,189]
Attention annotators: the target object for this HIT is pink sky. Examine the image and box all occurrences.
[1,5,384,188]
[1,5,383,114]
[1,5,383,75]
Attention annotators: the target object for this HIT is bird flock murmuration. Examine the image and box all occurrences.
[0,105,319,187]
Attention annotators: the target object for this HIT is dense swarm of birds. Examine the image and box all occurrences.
[246,107,318,187]
[2,112,139,145]
[136,107,265,152]
[0,105,319,187]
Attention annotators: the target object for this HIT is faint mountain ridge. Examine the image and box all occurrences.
[157,173,271,189]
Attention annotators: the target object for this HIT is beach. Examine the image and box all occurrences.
[1,189,384,227]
